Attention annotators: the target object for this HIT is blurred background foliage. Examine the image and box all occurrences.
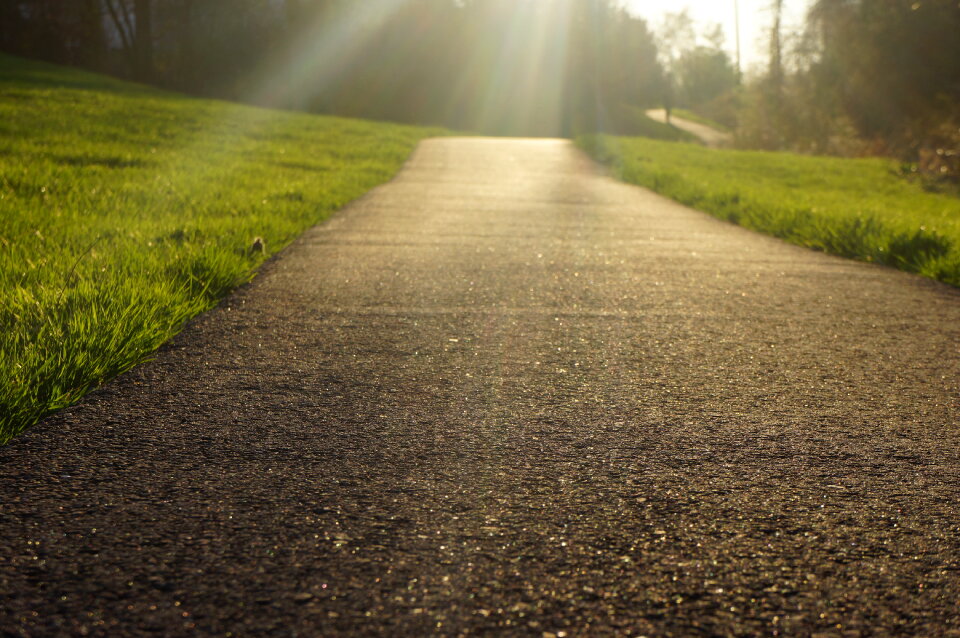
[0,0,665,137]
[0,0,957,179]
[734,0,959,184]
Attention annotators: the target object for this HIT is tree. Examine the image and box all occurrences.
[768,0,784,105]
[655,9,696,122]
[132,0,153,80]
[0,0,667,138]
[0,0,107,68]
[674,25,737,108]
[803,0,960,162]
[102,0,155,79]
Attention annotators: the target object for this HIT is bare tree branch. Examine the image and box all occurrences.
[103,0,134,54]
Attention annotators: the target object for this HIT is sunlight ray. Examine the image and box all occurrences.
[457,0,573,137]
[246,0,412,111]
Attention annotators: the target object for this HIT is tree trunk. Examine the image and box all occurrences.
[133,0,154,81]
[0,0,20,51]
[769,0,783,101]
[173,0,197,91]
[104,0,135,74]
[80,0,108,70]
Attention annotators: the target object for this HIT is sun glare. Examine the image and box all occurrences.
[467,0,573,137]
[242,0,643,137]
[247,0,410,111]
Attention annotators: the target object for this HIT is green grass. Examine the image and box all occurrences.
[671,108,730,133]
[578,134,960,286]
[0,54,444,443]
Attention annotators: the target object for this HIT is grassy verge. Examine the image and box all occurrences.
[578,134,960,286]
[0,54,443,443]
[601,104,700,143]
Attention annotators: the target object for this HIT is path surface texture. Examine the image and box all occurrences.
[3,138,960,636]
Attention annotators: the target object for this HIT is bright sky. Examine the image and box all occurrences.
[623,0,810,73]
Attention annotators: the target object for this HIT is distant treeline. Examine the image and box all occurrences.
[0,0,665,136]
[2,0,957,167]
[736,0,959,176]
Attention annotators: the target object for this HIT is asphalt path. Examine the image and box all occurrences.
[3,138,960,636]
[645,110,732,148]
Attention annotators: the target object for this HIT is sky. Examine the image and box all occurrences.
[622,0,810,73]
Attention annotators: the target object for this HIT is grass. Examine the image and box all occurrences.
[0,54,443,443]
[578,134,960,286]
[601,104,700,144]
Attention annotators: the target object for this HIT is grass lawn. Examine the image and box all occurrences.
[0,54,443,443]
[579,134,960,287]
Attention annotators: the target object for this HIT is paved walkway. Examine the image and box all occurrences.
[645,109,732,147]
[2,138,959,636]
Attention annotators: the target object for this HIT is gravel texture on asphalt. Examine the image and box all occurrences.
[2,138,960,637]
